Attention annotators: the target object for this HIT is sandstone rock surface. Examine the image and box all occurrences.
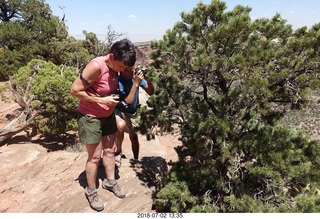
[0,130,178,213]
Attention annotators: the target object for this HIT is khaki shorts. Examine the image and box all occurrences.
[114,108,137,133]
[77,111,118,145]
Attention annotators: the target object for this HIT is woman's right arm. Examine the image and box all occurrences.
[70,62,119,106]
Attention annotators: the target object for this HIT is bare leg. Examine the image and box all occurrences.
[85,142,102,189]
[101,134,116,180]
[101,133,126,199]
[129,131,139,160]
[114,116,126,167]
[115,116,126,153]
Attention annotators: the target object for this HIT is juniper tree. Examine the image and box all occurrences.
[0,0,93,80]
[139,0,320,212]
[0,58,80,144]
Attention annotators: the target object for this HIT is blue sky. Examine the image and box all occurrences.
[45,0,320,42]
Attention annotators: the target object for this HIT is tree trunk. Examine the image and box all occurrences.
[0,74,38,145]
[0,110,39,144]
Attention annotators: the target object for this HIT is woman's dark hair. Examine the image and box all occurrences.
[110,39,136,67]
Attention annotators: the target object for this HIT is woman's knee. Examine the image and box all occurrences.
[103,147,116,156]
[117,119,127,132]
[87,154,101,164]
[86,143,102,164]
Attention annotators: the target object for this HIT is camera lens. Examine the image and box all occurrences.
[134,66,141,74]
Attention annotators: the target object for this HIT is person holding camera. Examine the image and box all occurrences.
[70,39,136,212]
[114,66,154,168]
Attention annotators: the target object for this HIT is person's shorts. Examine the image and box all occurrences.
[114,108,137,133]
[77,111,118,145]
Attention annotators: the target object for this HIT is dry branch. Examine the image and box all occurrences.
[0,75,38,145]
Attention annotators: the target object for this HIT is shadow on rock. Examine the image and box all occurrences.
[0,135,30,147]
[32,133,78,152]
[129,156,168,190]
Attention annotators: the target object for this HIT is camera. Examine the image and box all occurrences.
[117,100,131,112]
[133,66,149,76]
[115,93,134,113]
[101,93,132,113]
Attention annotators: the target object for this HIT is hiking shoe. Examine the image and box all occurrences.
[85,188,104,212]
[102,179,126,199]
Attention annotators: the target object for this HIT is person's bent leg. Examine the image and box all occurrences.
[123,115,139,159]
[115,116,126,153]
[115,116,126,167]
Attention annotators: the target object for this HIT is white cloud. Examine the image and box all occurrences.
[128,14,137,19]
[289,10,296,14]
